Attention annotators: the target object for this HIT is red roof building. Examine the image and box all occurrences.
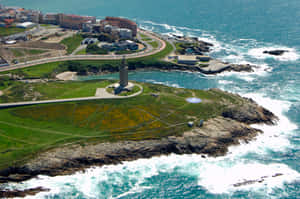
[101,17,137,37]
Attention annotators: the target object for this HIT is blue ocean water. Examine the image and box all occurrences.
[2,0,300,198]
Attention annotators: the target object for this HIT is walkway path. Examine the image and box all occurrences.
[71,44,87,55]
[0,30,166,73]
[0,84,143,109]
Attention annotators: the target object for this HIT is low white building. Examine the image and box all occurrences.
[16,22,36,29]
[5,40,17,45]
[197,56,211,62]
[177,55,198,65]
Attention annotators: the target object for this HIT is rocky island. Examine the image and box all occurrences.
[263,49,289,56]
[0,6,274,197]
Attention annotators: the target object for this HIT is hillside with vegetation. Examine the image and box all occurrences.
[0,40,174,78]
[0,79,274,172]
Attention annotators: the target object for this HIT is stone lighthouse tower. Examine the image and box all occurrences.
[119,56,128,88]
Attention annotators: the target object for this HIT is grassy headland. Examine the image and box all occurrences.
[0,80,244,169]
[60,34,83,54]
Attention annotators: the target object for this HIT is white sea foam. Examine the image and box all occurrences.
[195,161,300,194]
[139,19,299,71]
[12,90,298,198]
[215,62,271,83]
[218,80,234,85]
[145,79,181,88]
[226,93,298,158]
[19,154,300,198]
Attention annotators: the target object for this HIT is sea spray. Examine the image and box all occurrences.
[4,90,297,199]
[1,1,300,197]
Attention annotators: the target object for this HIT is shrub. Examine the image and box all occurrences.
[97,33,115,43]
[86,44,108,55]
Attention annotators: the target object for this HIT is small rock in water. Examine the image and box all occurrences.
[263,50,288,56]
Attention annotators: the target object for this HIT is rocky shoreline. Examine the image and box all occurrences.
[165,34,256,74]
[0,187,50,198]
[0,90,277,198]
[79,60,256,78]
[164,60,255,74]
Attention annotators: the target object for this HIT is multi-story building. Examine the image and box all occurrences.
[27,11,41,23]
[58,14,96,29]
[119,28,133,39]
[100,17,137,37]
[42,13,59,25]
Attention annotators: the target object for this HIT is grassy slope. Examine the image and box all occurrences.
[0,80,243,169]
[0,27,26,37]
[0,62,62,78]
[60,34,83,54]
[139,33,148,38]
[75,48,86,55]
[10,48,47,57]
[0,80,114,103]
[149,41,159,48]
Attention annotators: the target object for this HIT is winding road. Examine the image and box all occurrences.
[0,30,166,73]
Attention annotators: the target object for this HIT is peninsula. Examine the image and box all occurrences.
[0,75,277,197]
[0,4,278,198]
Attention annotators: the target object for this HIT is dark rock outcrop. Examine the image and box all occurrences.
[228,63,254,73]
[221,95,278,125]
[263,50,288,56]
[0,187,50,198]
[0,118,259,183]
[136,61,256,75]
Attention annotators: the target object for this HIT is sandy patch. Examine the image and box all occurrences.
[138,43,145,50]
[0,91,3,96]
[56,72,77,81]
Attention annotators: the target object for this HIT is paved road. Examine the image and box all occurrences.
[0,30,166,73]
[0,84,143,109]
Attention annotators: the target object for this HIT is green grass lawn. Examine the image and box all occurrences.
[40,24,58,29]
[60,34,84,54]
[142,38,152,41]
[139,32,148,38]
[10,48,24,57]
[10,48,48,57]
[26,49,47,55]
[75,48,87,55]
[0,62,62,78]
[149,41,159,48]
[0,80,114,103]
[0,27,27,37]
[0,80,244,169]
[129,39,173,62]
